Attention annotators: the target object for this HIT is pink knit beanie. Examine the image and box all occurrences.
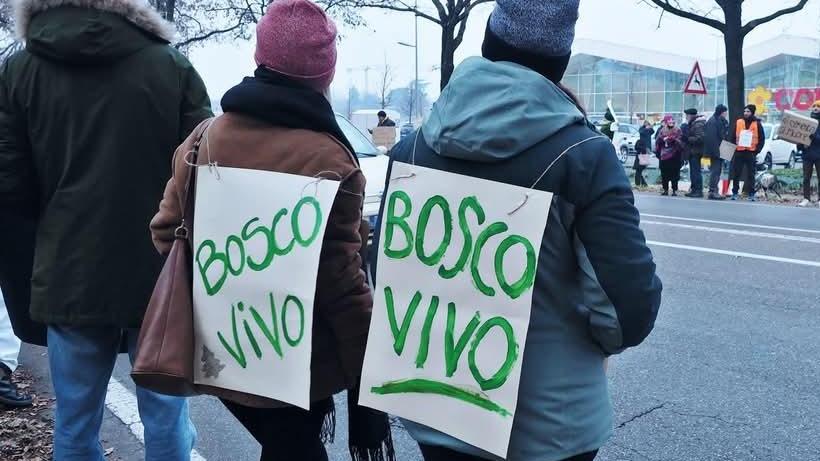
[255,0,338,91]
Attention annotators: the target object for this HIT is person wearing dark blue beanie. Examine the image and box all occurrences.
[371,1,662,460]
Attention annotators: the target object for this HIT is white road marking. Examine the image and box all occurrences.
[106,378,207,461]
[647,241,820,268]
[642,213,820,235]
[642,220,820,244]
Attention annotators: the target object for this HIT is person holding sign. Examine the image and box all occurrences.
[797,101,820,207]
[683,109,707,198]
[730,105,765,201]
[704,104,730,200]
[363,1,663,460]
[150,1,392,459]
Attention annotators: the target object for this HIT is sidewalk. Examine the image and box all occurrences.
[1,345,144,461]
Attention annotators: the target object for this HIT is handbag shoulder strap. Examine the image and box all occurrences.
[175,119,215,240]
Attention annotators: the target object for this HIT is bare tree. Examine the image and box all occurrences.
[357,0,494,89]
[145,0,366,52]
[643,0,809,120]
[0,1,20,63]
[378,62,394,109]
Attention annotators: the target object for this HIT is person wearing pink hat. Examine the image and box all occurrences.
[150,0,393,459]
[655,116,685,196]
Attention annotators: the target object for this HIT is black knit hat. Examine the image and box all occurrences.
[482,21,571,83]
[684,108,698,115]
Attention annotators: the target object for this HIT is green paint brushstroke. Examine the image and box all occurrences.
[371,379,511,417]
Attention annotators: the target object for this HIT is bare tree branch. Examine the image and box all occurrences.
[378,61,394,109]
[645,0,725,31]
[455,0,494,23]
[355,0,442,24]
[175,21,244,49]
[742,0,809,35]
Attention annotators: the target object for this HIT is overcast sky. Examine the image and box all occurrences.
[190,0,820,102]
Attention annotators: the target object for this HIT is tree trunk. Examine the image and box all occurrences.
[440,24,456,90]
[722,3,744,122]
[164,0,175,22]
[724,35,745,123]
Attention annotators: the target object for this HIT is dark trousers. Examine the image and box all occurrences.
[633,149,649,187]
[731,152,757,195]
[708,157,724,194]
[689,153,703,193]
[659,158,681,192]
[419,444,598,461]
[222,398,333,461]
[635,165,647,186]
[803,158,820,200]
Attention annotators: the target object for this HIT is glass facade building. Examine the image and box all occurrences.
[562,37,820,123]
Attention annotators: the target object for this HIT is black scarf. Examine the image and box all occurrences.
[220,66,393,461]
[221,66,357,161]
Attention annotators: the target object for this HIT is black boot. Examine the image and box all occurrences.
[0,363,33,408]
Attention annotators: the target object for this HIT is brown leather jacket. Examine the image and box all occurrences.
[150,114,372,401]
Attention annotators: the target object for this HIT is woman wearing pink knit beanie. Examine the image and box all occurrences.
[253,0,338,93]
[151,1,394,460]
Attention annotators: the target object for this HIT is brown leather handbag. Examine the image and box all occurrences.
[130,133,204,397]
[132,123,281,408]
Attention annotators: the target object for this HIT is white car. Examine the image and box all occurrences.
[613,123,641,163]
[757,123,798,170]
[336,114,389,234]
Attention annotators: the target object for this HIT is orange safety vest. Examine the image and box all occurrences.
[735,119,760,152]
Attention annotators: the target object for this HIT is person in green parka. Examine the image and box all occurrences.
[0,0,212,459]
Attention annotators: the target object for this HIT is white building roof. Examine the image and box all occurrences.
[569,34,819,78]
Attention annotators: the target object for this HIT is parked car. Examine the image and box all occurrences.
[613,123,641,163]
[756,123,798,170]
[336,114,389,236]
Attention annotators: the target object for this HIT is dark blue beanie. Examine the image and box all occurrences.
[482,0,581,82]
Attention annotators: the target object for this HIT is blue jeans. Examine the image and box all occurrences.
[48,326,196,461]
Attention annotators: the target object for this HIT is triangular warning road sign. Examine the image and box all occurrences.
[684,62,707,95]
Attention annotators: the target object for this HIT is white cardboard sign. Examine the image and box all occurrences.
[360,162,552,458]
[738,130,754,148]
[719,140,736,161]
[778,110,819,145]
[192,166,339,409]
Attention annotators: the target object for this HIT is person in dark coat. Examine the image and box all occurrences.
[377,110,396,127]
[703,104,730,200]
[633,138,649,187]
[683,108,707,198]
[730,104,765,201]
[0,0,212,458]
[797,101,820,207]
[655,115,685,196]
[639,120,655,152]
[371,0,662,459]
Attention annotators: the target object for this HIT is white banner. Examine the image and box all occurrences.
[360,162,552,458]
[192,166,339,409]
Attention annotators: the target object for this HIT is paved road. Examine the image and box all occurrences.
[22,193,820,461]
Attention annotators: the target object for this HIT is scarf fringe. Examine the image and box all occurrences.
[319,403,336,444]
[349,430,396,461]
